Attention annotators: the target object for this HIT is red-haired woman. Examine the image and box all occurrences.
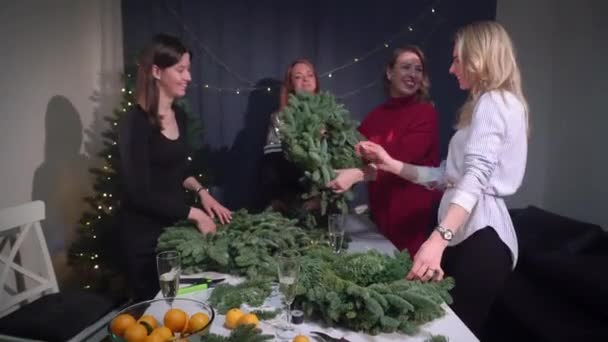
[260,58,320,212]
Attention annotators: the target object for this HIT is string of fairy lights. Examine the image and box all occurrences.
[165,0,443,98]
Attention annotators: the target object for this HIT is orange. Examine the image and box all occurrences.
[237,313,259,328]
[150,326,173,341]
[293,335,310,342]
[110,313,137,337]
[224,308,244,329]
[138,315,158,330]
[163,308,188,333]
[187,312,210,333]
[123,323,148,342]
[142,334,163,342]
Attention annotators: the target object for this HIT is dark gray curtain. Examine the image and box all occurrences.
[122,0,496,210]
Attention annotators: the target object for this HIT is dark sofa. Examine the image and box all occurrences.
[484,206,608,341]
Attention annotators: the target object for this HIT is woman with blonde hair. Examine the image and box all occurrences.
[356,21,528,337]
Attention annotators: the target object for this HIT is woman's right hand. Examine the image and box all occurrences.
[188,207,217,234]
[327,168,362,193]
[356,141,396,172]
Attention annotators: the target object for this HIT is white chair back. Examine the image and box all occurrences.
[0,201,58,318]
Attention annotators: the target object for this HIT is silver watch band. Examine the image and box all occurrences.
[435,225,454,241]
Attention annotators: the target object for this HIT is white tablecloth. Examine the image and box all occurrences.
[164,214,479,341]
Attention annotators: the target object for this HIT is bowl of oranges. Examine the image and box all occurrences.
[108,298,215,342]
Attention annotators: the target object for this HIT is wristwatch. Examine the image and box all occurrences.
[435,225,454,241]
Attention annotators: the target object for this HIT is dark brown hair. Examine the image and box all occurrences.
[135,33,191,128]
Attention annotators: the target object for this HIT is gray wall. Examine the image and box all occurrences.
[499,0,608,230]
[0,0,123,287]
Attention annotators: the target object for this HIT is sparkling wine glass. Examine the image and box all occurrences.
[156,250,181,298]
[276,255,300,340]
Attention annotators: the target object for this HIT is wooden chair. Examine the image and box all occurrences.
[0,201,58,317]
[0,201,117,341]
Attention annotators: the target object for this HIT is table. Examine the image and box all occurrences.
[166,214,479,341]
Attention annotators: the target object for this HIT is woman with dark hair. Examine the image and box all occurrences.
[328,46,441,256]
[260,58,320,213]
[119,34,231,301]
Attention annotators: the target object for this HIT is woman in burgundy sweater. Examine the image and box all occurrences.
[329,46,441,256]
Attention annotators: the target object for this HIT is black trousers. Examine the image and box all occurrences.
[442,227,512,339]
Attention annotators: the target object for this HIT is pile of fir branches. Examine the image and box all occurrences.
[157,210,454,335]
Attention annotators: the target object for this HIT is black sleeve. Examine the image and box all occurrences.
[119,108,191,219]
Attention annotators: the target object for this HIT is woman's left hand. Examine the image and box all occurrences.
[406,233,448,282]
[199,191,232,225]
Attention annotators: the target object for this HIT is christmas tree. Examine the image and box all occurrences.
[67,66,207,296]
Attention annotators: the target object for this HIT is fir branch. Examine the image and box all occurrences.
[209,279,273,314]
[250,309,281,320]
[425,334,449,342]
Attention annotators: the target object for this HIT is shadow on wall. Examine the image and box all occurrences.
[31,95,91,289]
[84,70,123,162]
[220,78,282,212]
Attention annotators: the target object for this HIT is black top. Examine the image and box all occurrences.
[119,105,191,225]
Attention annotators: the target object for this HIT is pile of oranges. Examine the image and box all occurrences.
[222,308,309,342]
[223,308,259,330]
[110,308,210,342]
[111,307,310,342]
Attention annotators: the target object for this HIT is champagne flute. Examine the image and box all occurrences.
[156,250,181,298]
[276,255,300,340]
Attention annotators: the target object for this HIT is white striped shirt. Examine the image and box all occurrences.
[417,90,527,267]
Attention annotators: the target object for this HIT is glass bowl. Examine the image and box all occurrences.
[108,297,215,341]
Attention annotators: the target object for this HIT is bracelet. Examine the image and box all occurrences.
[195,186,208,194]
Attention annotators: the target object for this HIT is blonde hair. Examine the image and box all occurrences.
[384,45,431,102]
[454,21,529,132]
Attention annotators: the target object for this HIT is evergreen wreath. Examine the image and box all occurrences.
[277,91,363,220]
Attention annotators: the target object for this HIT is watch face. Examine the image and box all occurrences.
[436,226,453,241]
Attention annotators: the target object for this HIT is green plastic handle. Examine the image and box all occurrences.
[177,283,208,295]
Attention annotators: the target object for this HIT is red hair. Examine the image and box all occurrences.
[279,58,320,110]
